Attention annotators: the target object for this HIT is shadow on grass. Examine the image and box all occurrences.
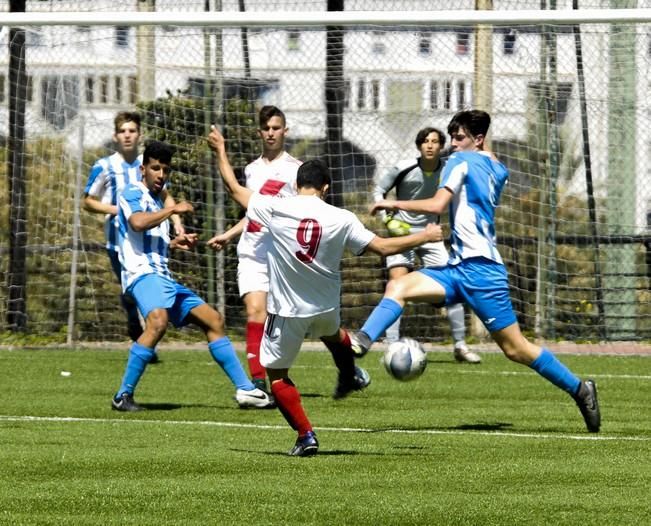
[447,422,514,431]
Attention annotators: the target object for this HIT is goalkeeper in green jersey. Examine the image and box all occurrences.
[372,126,480,363]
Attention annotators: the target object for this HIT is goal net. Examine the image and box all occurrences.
[1,0,650,345]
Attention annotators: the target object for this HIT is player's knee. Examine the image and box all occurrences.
[145,309,168,338]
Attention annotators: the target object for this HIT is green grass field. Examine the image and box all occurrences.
[1,347,650,525]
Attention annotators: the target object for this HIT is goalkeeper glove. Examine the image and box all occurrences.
[383,214,411,237]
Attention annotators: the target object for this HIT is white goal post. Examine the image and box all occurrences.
[1,4,650,345]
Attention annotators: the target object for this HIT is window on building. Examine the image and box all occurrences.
[457,80,466,110]
[99,75,109,104]
[429,81,438,110]
[26,75,33,102]
[128,75,137,104]
[371,79,381,110]
[114,76,122,104]
[503,30,517,55]
[287,30,300,51]
[343,78,351,110]
[456,31,470,56]
[443,80,452,109]
[85,76,94,104]
[115,26,130,48]
[372,31,386,55]
[40,75,79,130]
[357,79,366,110]
[419,32,432,56]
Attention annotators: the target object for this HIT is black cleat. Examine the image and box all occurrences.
[111,392,143,412]
[333,366,371,400]
[288,431,319,457]
[350,331,372,358]
[573,379,600,433]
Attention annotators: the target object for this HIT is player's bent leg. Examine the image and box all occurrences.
[243,291,268,389]
[322,329,371,399]
[384,266,409,343]
[491,323,600,432]
[353,272,446,357]
[112,342,157,411]
[269,370,318,457]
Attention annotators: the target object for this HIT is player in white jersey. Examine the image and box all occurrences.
[352,110,600,434]
[207,106,300,393]
[82,112,182,362]
[373,126,479,363]
[111,141,273,412]
[208,126,443,456]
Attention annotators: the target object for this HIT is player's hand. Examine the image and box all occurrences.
[423,223,443,242]
[173,222,186,237]
[170,233,198,251]
[173,201,194,215]
[206,233,231,251]
[370,200,398,216]
[384,215,411,237]
[207,125,226,153]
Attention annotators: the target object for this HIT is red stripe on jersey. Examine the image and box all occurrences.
[259,179,287,196]
[247,219,263,233]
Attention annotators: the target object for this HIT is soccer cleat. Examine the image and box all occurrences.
[350,331,372,358]
[333,366,371,400]
[111,392,143,412]
[252,377,269,394]
[573,379,601,433]
[235,387,275,409]
[288,431,319,457]
[453,342,481,364]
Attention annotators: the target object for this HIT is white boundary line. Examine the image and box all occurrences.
[1,415,648,442]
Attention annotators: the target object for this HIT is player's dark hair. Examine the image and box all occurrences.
[296,159,331,190]
[447,110,491,138]
[258,105,286,128]
[114,111,141,132]
[415,127,445,148]
[143,140,174,165]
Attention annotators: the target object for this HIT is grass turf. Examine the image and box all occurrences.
[1,347,650,525]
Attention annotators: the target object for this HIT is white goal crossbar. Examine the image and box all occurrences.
[1,8,651,27]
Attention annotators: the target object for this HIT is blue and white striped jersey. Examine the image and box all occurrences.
[84,152,143,252]
[440,151,509,265]
[117,182,172,291]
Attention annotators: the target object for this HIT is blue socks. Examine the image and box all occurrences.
[208,336,255,391]
[361,298,404,343]
[530,348,581,395]
[116,342,155,397]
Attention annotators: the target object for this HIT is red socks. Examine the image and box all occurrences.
[271,378,312,436]
[245,321,265,380]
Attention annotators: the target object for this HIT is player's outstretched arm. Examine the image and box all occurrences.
[366,223,443,257]
[207,125,253,209]
[82,195,117,216]
[129,201,193,232]
[370,187,453,216]
[207,217,246,251]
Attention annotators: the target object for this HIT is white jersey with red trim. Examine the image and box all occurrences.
[237,151,300,261]
[247,193,376,317]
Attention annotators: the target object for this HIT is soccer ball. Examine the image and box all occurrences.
[383,337,427,381]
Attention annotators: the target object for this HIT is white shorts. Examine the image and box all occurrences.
[237,257,269,296]
[260,310,340,369]
[385,240,449,270]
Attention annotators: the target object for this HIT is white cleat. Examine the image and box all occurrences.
[453,342,481,364]
[235,387,276,409]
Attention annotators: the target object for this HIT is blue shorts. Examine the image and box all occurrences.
[419,257,517,332]
[126,273,205,328]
